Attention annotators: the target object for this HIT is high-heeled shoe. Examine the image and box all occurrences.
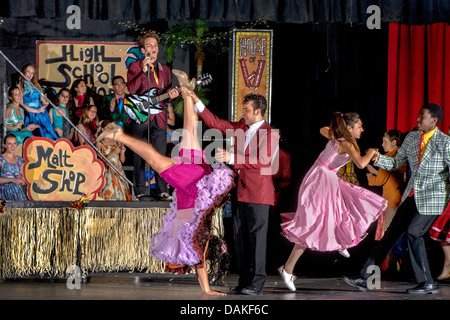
[172,69,196,91]
[95,122,123,144]
[437,263,450,280]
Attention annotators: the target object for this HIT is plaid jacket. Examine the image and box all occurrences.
[376,128,450,216]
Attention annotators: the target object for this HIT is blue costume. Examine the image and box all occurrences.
[22,82,59,141]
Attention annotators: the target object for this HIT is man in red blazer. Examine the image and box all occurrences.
[127,32,179,200]
[190,92,279,295]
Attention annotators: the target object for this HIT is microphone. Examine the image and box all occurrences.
[145,53,151,72]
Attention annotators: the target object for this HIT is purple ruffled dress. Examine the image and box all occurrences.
[150,149,234,272]
[281,139,387,252]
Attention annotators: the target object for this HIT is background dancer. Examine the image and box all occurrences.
[344,103,450,294]
[278,112,387,291]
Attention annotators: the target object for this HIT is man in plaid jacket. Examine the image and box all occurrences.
[344,103,450,294]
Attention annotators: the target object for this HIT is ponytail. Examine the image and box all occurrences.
[329,112,360,153]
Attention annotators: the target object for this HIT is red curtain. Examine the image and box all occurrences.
[387,22,450,134]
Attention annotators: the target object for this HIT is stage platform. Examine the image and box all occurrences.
[0,200,223,280]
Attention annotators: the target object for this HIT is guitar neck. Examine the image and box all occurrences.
[152,77,210,104]
[153,92,172,104]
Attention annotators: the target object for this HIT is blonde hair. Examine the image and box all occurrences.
[80,105,99,134]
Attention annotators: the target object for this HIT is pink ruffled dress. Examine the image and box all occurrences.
[281,139,387,252]
[150,149,235,273]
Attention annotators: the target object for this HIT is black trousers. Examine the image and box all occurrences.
[133,118,168,196]
[233,201,270,291]
[360,196,438,284]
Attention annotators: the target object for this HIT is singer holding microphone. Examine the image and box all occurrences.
[127,32,179,201]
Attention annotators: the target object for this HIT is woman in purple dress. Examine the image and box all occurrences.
[278,112,387,291]
[0,134,28,200]
[96,75,234,295]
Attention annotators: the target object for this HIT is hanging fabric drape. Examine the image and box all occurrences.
[387,22,450,133]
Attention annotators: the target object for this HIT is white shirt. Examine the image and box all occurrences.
[195,100,265,165]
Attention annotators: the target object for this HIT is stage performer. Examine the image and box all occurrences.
[5,86,45,146]
[344,103,450,294]
[96,120,132,201]
[278,112,387,292]
[127,31,179,201]
[74,105,99,146]
[49,88,74,140]
[18,64,59,141]
[70,79,96,124]
[95,74,234,295]
[100,76,132,130]
[0,134,28,200]
[366,129,406,240]
[187,90,279,295]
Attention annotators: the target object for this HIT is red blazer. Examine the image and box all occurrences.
[272,148,291,205]
[199,107,279,206]
[126,59,173,129]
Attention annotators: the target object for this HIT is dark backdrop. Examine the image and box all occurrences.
[0,0,447,277]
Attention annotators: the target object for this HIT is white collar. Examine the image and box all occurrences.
[247,119,265,132]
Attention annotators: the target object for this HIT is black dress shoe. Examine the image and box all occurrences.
[406,282,439,294]
[229,287,243,294]
[343,276,368,291]
[137,194,156,201]
[241,287,262,295]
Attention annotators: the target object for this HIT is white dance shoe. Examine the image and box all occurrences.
[339,249,350,258]
[278,266,297,291]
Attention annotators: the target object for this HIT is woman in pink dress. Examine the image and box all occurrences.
[95,75,234,295]
[278,112,387,291]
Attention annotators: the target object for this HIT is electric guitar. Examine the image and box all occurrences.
[124,74,213,124]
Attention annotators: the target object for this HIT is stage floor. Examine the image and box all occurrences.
[1,272,449,301]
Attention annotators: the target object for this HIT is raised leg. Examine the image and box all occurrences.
[178,87,201,152]
[98,125,174,174]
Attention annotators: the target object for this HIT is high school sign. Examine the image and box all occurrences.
[36,41,142,95]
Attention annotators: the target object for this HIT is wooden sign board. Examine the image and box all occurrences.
[36,40,142,95]
[23,137,105,201]
[231,30,273,123]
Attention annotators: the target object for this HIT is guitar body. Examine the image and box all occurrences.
[123,73,212,125]
[123,88,164,124]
